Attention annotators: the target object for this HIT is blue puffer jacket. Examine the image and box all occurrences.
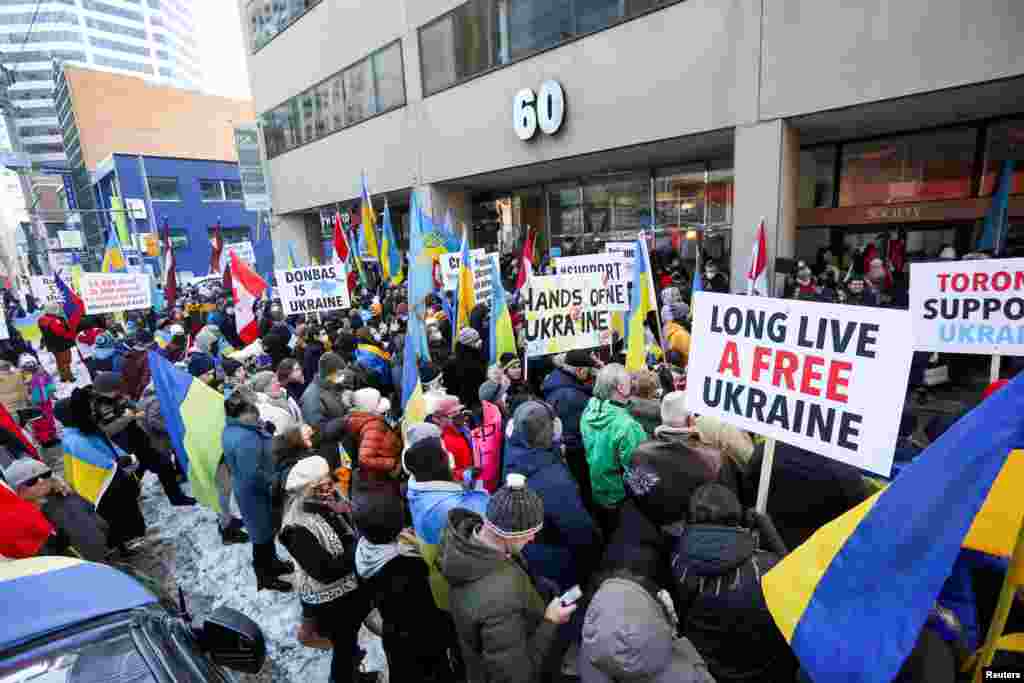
[541,368,592,451]
[503,419,601,589]
[222,416,277,544]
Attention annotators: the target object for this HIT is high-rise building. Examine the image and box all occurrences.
[0,0,201,167]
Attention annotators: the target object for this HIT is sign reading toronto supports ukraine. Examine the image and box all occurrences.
[909,257,1024,354]
[685,292,913,476]
[523,274,614,357]
[80,273,152,314]
[276,265,351,315]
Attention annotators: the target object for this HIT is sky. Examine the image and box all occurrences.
[196,1,252,101]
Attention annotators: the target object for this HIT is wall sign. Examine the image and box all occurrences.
[514,80,565,141]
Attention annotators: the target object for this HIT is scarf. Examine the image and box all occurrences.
[355,531,422,579]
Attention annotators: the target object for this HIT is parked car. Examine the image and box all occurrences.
[0,556,266,682]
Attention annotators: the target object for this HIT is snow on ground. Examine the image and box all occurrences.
[42,346,386,682]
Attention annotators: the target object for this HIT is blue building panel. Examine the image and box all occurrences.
[93,154,274,279]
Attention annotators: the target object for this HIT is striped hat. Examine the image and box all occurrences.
[485,473,544,540]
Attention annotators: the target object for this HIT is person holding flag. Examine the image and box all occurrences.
[38,271,85,383]
[625,233,660,372]
[228,250,267,346]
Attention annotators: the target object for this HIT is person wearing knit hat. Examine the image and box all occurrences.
[445,323,488,410]
[663,312,691,366]
[300,351,351,469]
[543,349,599,513]
[420,362,445,394]
[342,387,402,481]
[457,327,481,348]
[439,472,576,683]
[425,393,475,486]
[188,353,216,383]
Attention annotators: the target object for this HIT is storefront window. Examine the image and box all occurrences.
[655,164,704,229]
[981,118,1024,196]
[799,146,836,209]
[582,172,651,236]
[706,160,734,225]
[838,128,976,206]
[549,182,583,236]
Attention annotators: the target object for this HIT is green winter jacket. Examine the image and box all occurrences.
[580,397,648,508]
[439,508,557,683]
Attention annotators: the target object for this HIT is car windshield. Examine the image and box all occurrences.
[0,630,156,683]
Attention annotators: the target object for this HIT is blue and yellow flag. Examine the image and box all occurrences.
[110,195,131,247]
[101,228,126,273]
[762,373,1024,683]
[360,172,381,261]
[455,229,475,338]
[286,241,299,269]
[401,310,427,440]
[625,234,655,371]
[62,428,121,506]
[149,351,225,512]
[407,192,435,361]
[489,255,516,366]
[380,199,403,286]
[978,159,1015,254]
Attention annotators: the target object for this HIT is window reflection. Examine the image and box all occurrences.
[248,0,321,53]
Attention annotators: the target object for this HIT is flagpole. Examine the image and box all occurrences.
[755,438,777,514]
[991,355,1001,384]
[972,519,1024,682]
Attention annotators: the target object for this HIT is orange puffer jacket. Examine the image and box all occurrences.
[344,411,402,478]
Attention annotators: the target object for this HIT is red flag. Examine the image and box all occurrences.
[229,250,267,344]
[516,228,535,290]
[162,219,177,310]
[746,219,768,296]
[333,211,350,262]
[0,481,52,559]
[209,221,224,275]
[0,401,37,460]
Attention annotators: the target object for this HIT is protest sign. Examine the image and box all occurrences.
[440,249,500,305]
[276,264,351,315]
[80,273,152,314]
[605,242,636,261]
[554,254,631,311]
[909,257,1024,355]
[685,292,913,476]
[522,273,614,357]
[30,276,63,306]
[473,252,500,306]
[0,305,9,341]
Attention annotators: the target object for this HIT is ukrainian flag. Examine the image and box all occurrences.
[149,351,225,512]
[489,255,516,366]
[380,199,403,286]
[101,228,126,273]
[110,195,131,246]
[762,373,1024,683]
[455,229,475,338]
[63,428,121,506]
[355,343,392,387]
[625,234,655,371]
[401,317,427,440]
[287,241,299,269]
[360,172,381,261]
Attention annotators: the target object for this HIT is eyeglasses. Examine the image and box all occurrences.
[21,471,52,488]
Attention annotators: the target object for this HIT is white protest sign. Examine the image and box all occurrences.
[276,264,351,316]
[685,292,913,476]
[605,242,636,262]
[910,257,1024,354]
[554,254,631,311]
[441,249,501,306]
[80,273,152,314]
[226,241,256,265]
[441,249,484,291]
[0,305,9,341]
[473,252,500,307]
[522,273,614,357]
[30,276,63,306]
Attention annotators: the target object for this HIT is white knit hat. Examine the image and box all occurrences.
[285,456,330,492]
[660,391,690,429]
[353,387,384,414]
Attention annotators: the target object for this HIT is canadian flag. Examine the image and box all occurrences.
[747,219,768,296]
[516,227,535,290]
[229,250,267,344]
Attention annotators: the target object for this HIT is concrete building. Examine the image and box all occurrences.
[0,0,202,167]
[53,64,268,275]
[238,0,1024,289]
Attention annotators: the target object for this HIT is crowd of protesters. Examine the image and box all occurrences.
[0,233,1019,683]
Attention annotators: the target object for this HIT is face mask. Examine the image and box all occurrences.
[226,307,234,315]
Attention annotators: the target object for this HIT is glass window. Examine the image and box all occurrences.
[706,160,734,225]
[199,179,224,201]
[576,0,621,33]
[148,176,179,201]
[420,0,495,95]
[93,55,153,74]
[982,118,1024,196]
[314,81,332,138]
[343,59,373,123]
[83,0,143,22]
[329,74,345,129]
[225,180,244,201]
[85,17,146,40]
[506,0,573,61]
[655,164,704,230]
[247,0,321,52]
[582,172,650,235]
[0,630,157,683]
[2,30,81,43]
[799,146,837,209]
[287,97,302,147]
[299,88,316,144]
[89,36,150,57]
[419,13,457,94]
[839,128,977,206]
[549,181,583,236]
[372,42,404,112]
[0,10,79,24]
[23,143,64,155]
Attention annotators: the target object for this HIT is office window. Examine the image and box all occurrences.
[0,49,84,63]
[10,70,52,82]
[343,59,373,123]
[16,106,58,118]
[2,30,81,43]
[839,128,976,206]
[225,181,244,201]
[8,88,53,100]
[158,66,173,77]
[247,0,321,53]
[93,55,153,74]
[148,0,160,7]
[83,0,143,22]
[199,179,224,201]
[420,0,495,95]
[89,36,150,57]
[329,74,345,129]
[314,80,332,138]
[18,125,60,137]
[372,41,404,112]
[505,0,573,61]
[299,88,316,145]
[155,49,169,60]
[23,143,64,154]
[85,17,146,40]
[0,0,74,4]
[148,176,179,201]
[0,10,79,24]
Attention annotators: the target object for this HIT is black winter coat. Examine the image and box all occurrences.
[443,343,487,410]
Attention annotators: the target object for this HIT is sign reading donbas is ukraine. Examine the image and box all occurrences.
[276,265,351,315]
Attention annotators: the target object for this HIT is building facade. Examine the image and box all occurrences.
[0,0,201,167]
[54,64,256,267]
[92,153,273,280]
[238,0,1024,291]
